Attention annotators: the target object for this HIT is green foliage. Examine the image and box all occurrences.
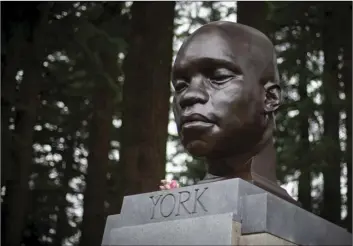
[2,2,129,245]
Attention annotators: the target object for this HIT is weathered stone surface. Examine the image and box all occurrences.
[117,178,264,227]
[102,178,352,246]
[107,213,238,245]
[240,192,352,245]
[239,233,296,245]
[102,214,120,246]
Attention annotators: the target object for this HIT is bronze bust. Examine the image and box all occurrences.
[172,21,296,204]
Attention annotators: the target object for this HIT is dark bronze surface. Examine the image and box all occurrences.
[172,21,297,204]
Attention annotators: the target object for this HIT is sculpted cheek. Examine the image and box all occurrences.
[216,86,247,123]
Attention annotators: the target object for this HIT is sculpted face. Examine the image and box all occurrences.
[172,22,279,158]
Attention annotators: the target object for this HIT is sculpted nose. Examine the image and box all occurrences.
[179,77,209,109]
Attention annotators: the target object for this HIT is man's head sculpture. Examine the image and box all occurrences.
[172,21,295,203]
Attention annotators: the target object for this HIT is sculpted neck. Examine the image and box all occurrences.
[204,125,277,183]
[197,125,298,205]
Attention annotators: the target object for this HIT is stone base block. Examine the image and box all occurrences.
[239,233,296,245]
[108,213,238,245]
[102,178,352,246]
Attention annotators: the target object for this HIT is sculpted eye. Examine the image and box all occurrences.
[173,79,188,92]
[209,74,233,84]
[208,68,239,85]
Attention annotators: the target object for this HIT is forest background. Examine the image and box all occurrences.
[1,1,352,246]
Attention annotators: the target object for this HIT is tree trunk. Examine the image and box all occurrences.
[79,52,115,246]
[2,4,50,245]
[297,47,312,211]
[119,1,175,206]
[237,1,268,32]
[321,4,342,225]
[79,4,126,245]
[1,2,38,189]
[3,48,43,246]
[1,31,24,188]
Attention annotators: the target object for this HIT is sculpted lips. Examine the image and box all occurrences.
[180,113,214,129]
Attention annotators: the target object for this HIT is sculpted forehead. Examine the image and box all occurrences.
[174,22,276,76]
[175,28,245,67]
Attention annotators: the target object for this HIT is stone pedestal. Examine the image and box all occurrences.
[102,178,352,245]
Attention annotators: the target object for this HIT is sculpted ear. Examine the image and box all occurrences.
[264,82,281,113]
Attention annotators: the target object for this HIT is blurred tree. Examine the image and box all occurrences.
[119,2,175,204]
[77,3,126,246]
[19,3,91,244]
[271,2,319,211]
[341,2,352,232]
[52,125,77,246]
[79,53,115,246]
[237,1,268,31]
[1,2,129,244]
[1,3,25,188]
[2,3,52,246]
[297,35,312,211]
[320,2,342,225]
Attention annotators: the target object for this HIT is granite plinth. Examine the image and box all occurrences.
[239,233,295,245]
[102,178,352,246]
[240,193,352,245]
[110,213,238,245]
[117,178,263,227]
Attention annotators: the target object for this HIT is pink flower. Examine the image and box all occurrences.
[170,180,179,189]
[159,179,180,190]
